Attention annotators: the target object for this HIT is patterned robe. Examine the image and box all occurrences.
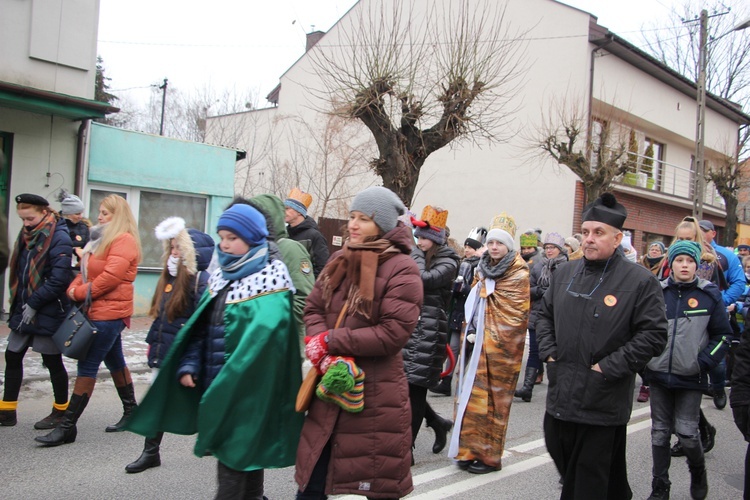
[448,252,530,468]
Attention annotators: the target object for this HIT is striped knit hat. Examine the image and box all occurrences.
[668,240,702,268]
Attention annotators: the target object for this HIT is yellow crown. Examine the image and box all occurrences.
[490,212,516,239]
[420,206,448,229]
[287,187,312,209]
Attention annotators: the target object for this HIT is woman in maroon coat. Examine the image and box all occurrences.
[295,187,423,499]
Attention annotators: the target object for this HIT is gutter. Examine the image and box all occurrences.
[75,120,89,195]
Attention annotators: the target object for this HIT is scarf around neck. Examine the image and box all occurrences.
[217,242,269,281]
[9,211,57,306]
[478,250,517,280]
[319,238,399,319]
[538,253,568,289]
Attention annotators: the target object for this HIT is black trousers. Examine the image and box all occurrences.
[544,413,632,500]
[215,461,264,500]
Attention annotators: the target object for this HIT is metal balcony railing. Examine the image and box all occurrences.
[607,151,725,210]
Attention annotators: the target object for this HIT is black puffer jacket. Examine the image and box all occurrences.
[403,244,459,387]
[287,216,329,277]
[145,230,214,368]
[64,218,90,269]
[9,219,73,336]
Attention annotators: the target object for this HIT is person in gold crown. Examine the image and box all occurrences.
[448,212,530,474]
[404,206,459,461]
[285,188,330,277]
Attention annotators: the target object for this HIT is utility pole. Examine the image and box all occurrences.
[159,78,168,136]
[692,9,708,219]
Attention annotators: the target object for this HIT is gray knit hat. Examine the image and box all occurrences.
[350,186,406,233]
[57,189,85,215]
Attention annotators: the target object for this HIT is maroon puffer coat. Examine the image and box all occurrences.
[295,223,423,499]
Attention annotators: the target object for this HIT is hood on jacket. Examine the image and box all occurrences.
[250,194,288,240]
[383,222,415,255]
[187,228,214,272]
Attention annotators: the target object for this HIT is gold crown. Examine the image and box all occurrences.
[490,212,516,238]
[519,233,537,247]
[419,206,448,229]
[287,187,312,209]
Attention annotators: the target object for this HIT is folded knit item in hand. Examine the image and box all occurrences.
[316,356,365,413]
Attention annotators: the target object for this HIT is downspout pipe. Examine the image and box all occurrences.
[75,119,89,196]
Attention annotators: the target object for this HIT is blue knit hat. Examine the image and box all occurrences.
[217,204,268,247]
[668,240,701,268]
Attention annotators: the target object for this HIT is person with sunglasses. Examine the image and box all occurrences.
[536,193,668,500]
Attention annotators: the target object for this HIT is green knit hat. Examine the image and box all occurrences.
[668,240,701,268]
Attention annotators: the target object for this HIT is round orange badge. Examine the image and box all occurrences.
[604,295,617,307]
[688,298,699,308]
[75,235,82,241]
[165,284,173,293]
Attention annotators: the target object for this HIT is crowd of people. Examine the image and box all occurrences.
[2,185,750,499]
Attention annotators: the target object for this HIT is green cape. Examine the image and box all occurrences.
[127,287,303,471]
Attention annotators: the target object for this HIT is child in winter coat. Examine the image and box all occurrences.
[57,189,90,271]
[645,240,731,500]
[124,217,213,474]
[127,204,302,498]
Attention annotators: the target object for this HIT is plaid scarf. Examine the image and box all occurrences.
[9,211,57,307]
[319,238,399,319]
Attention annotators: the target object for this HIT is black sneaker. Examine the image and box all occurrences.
[701,423,716,453]
[670,441,684,457]
[713,388,727,410]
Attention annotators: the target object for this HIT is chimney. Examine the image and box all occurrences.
[306,31,325,52]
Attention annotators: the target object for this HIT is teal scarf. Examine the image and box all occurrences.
[217,242,268,280]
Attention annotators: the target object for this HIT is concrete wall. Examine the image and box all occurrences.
[0,0,99,98]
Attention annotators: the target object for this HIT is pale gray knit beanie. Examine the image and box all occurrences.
[57,189,85,215]
[350,186,405,233]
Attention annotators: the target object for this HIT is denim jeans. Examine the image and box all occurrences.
[527,328,541,370]
[649,382,704,482]
[77,319,127,378]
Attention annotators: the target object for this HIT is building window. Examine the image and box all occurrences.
[643,138,665,191]
[88,185,207,269]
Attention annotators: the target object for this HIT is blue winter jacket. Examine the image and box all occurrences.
[145,230,214,368]
[8,219,73,336]
[712,241,745,305]
[645,277,731,390]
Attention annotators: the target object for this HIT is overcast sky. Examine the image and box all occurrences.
[95,0,701,108]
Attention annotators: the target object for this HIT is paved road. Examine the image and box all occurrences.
[1,327,747,499]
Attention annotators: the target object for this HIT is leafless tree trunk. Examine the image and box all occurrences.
[308,0,529,206]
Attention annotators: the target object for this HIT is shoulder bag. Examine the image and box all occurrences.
[296,304,348,413]
[52,288,98,360]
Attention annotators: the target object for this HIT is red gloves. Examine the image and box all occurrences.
[305,333,329,367]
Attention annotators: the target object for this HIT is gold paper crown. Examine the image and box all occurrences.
[419,205,449,229]
[287,187,312,209]
[489,212,517,239]
[519,233,537,247]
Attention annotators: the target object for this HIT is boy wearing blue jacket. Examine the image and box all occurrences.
[645,240,731,500]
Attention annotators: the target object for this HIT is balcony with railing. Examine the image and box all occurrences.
[611,151,725,212]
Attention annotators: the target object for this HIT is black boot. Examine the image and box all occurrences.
[689,464,708,499]
[35,392,89,446]
[0,409,17,427]
[514,366,538,402]
[126,433,163,473]
[647,477,670,499]
[34,407,66,430]
[106,383,137,432]
[428,415,453,454]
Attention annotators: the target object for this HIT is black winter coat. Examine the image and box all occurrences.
[731,329,750,410]
[448,255,479,332]
[64,218,89,269]
[9,220,73,336]
[287,216,329,277]
[403,244,459,388]
[536,252,668,426]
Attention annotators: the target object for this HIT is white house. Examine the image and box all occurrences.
[208,0,749,253]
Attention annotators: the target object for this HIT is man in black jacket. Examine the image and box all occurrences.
[284,188,329,278]
[536,193,668,500]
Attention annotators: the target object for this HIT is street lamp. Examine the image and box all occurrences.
[693,13,750,219]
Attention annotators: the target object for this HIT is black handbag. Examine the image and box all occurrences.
[52,290,98,360]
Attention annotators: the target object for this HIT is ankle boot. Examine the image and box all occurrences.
[0,400,18,426]
[106,382,138,432]
[126,432,163,473]
[427,414,453,454]
[647,477,670,500]
[689,465,708,499]
[514,366,538,402]
[34,407,67,430]
[35,377,95,447]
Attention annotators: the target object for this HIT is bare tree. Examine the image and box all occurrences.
[533,97,629,203]
[706,134,750,245]
[308,0,529,205]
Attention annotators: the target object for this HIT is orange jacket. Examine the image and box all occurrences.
[68,233,139,321]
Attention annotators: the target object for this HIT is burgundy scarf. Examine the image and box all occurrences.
[319,238,399,319]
